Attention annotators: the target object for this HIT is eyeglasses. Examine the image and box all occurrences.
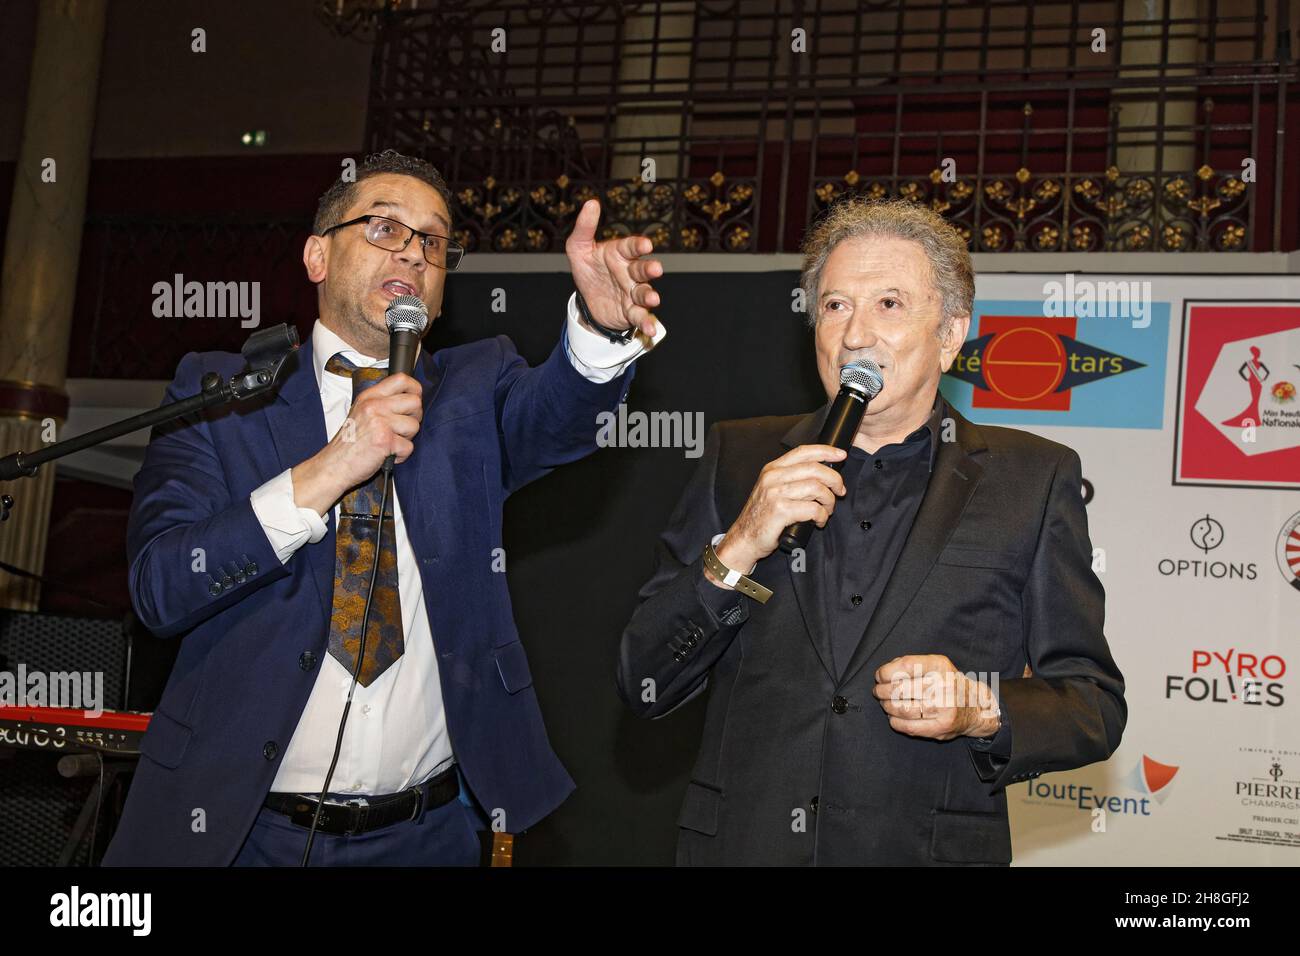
[321,214,465,270]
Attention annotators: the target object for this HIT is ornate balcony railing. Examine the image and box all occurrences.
[357,0,1296,253]
[45,1,1299,379]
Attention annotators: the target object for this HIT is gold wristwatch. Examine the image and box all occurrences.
[703,534,773,604]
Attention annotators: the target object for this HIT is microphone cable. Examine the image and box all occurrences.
[300,468,394,866]
[298,293,425,865]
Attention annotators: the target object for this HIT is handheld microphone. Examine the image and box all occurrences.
[777,358,884,554]
[382,294,429,474]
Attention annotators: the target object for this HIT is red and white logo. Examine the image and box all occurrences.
[1279,511,1300,594]
[1175,303,1300,488]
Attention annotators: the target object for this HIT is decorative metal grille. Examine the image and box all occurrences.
[358,0,1296,253]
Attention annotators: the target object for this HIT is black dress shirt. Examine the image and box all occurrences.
[697,389,1012,760]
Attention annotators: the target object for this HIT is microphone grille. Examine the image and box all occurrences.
[841,359,884,397]
[385,294,429,334]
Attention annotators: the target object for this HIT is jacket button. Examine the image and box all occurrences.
[246,561,258,576]
[860,520,872,531]
[810,795,819,815]
[207,579,222,596]
[263,741,278,761]
[673,651,685,663]
[850,594,863,607]
[299,651,317,671]
[220,575,234,590]
[831,695,848,714]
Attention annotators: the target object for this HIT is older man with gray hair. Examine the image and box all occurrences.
[617,197,1126,866]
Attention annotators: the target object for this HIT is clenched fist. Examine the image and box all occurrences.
[291,372,424,514]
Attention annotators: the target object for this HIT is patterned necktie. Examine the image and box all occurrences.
[323,353,404,687]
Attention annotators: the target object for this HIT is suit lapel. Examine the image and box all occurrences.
[264,334,446,631]
[264,335,335,628]
[837,400,988,687]
[780,405,838,681]
[391,345,445,553]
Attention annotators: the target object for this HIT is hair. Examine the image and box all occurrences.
[312,149,453,236]
[799,197,974,337]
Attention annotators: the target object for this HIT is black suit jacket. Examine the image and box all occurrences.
[617,396,1126,865]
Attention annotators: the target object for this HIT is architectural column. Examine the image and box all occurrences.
[0,0,109,610]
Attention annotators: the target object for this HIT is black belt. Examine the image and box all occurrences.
[263,764,460,835]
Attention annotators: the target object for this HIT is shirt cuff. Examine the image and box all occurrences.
[562,291,667,383]
[968,704,1013,758]
[249,468,329,565]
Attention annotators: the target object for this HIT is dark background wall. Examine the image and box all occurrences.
[438,269,819,864]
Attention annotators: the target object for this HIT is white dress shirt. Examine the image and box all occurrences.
[251,293,663,797]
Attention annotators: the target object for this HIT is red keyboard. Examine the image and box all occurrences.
[0,706,151,754]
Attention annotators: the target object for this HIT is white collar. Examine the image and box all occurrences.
[311,319,418,390]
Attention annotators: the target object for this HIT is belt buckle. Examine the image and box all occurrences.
[289,796,364,833]
[289,799,323,830]
[407,783,425,822]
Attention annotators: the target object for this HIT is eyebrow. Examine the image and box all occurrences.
[366,199,451,236]
[820,287,911,300]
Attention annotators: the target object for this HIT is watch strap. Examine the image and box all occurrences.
[574,288,637,345]
[703,540,773,604]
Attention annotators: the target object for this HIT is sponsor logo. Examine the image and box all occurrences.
[949,316,1145,410]
[1156,515,1258,581]
[1235,760,1300,811]
[1216,748,1300,848]
[1278,511,1300,594]
[1124,754,1181,804]
[941,300,1168,428]
[1174,301,1300,488]
[1020,755,1178,816]
[1165,648,1286,707]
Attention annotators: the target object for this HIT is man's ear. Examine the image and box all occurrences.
[938,312,971,373]
[303,235,328,284]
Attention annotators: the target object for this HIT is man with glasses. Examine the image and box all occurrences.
[104,149,666,866]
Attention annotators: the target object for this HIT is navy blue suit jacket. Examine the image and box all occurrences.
[103,325,630,865]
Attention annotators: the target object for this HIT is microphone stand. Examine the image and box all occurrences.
[0,324,300,499]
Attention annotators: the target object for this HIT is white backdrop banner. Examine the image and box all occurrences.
[941,272,1300,865]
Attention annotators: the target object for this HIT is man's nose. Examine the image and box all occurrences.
[841,307,878,352]
[393,242,427,271]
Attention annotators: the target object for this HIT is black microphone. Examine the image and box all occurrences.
[382,293,429,474]
[777,359,884,554]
